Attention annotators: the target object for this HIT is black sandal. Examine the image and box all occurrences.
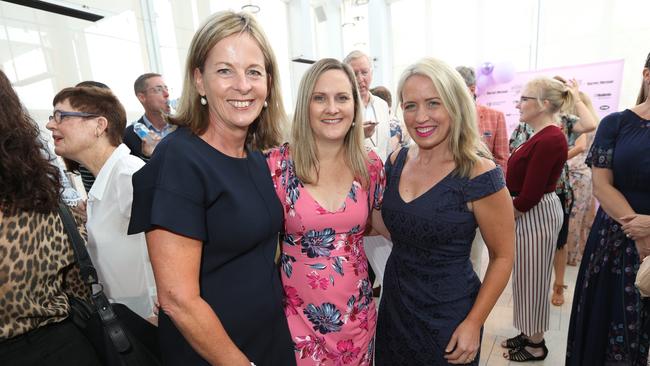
[501,333,527,349]
[504,339,548,362]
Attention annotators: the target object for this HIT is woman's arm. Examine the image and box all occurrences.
[591,167,635,224]
[566,79,597,133]
[445,171,515,364]
[572,101,598,133]
[567,133,588,160]
[369,208,391,239]
[591,168,650,258]
[146,229,251,366]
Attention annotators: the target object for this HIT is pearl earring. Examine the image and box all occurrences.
[351,122,356,127]
[264,100,268,108]
[200,96,207,105]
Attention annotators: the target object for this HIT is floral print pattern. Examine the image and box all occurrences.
[566,110,650,366]
[266,143,385,365]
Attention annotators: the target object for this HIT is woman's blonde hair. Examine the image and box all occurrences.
[637,52,650,105]
[291,58,368,187]
[397,57,491,178]
[169,11,285,150]
[526,77,576,115]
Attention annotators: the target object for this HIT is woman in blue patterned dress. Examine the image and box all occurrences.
[566,52,650,366]
[373,58,515,365]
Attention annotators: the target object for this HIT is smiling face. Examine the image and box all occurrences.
[45,99,100,162]
[401,74,452,151]
[308,69,356,145]
[194,33,268,133]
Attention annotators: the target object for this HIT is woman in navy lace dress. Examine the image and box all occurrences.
[566,52,650,366]
[373,58,515,365]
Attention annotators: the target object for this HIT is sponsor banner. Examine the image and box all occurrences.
[477,60,625,136]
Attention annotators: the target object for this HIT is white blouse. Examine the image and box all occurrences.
[86,144,156,318]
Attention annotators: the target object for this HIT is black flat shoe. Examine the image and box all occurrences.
[501,333,527,349]
[504,339,548,362]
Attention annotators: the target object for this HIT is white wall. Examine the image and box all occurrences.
[387,0,650,110]
[2,0,648,139]
[0,0,293,139]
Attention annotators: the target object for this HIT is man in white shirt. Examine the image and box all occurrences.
[343,51,391,161]
[344,51,392,295]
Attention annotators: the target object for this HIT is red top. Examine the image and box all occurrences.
[506,125,568,212]
[477,104,509,174]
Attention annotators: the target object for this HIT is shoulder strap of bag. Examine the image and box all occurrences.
[57,203,132,353]
[57,203,98,285]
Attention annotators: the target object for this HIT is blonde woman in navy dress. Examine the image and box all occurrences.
[374,58,515,365]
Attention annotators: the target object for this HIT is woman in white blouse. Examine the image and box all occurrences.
[46,86,156,321]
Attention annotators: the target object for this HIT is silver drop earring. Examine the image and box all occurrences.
[200,96,207,105]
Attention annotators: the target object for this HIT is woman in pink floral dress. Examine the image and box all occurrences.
[266,58,385,365]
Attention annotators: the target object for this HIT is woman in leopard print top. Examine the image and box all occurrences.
[0,70,99,364]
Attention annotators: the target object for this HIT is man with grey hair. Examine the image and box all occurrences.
[344,50,392,161]
[456,65,509,276]
[455,66,508,171]
[345,50,392,296]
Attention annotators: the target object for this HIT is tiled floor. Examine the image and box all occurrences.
[476,247,579,365]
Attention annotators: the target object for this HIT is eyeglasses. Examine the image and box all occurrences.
[353,70,371,78]
[48,110,99,124]
[519,96,538,103]
[146,85,169,94]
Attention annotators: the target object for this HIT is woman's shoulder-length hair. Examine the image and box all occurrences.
[397,57,492,178]
[169,10,286,151]
[290,58,369,187]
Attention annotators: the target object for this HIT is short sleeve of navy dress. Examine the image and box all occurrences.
[128,127,295,366]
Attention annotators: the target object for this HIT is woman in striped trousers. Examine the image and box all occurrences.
[502,77,571,362]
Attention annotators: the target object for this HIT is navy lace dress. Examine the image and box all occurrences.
[375,148,505,365]
[566,110,650,366]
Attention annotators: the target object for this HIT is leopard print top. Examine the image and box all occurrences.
[0,208,89,340]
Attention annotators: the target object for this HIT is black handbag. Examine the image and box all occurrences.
[58,203,161,366]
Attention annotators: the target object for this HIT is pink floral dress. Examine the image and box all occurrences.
[266,144,385,366]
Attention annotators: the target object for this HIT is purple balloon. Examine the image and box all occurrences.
[480,62,494,75]
[476,74,494,95]
[493,62,516,84]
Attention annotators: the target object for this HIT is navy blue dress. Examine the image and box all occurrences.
[566,110,650,366]
[128,127,295,366]
[375,148,505,365]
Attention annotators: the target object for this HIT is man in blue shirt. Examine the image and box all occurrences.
[124,73,176,161]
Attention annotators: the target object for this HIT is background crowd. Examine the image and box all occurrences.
[1,9,649,366]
